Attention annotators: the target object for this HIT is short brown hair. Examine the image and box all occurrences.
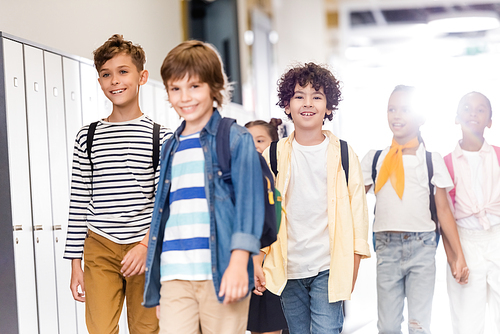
[277,62,341,121]
[93,34,146,72]
[161,40,230,108]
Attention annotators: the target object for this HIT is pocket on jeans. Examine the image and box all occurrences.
[375,234,387,252]
[421,232,437,248]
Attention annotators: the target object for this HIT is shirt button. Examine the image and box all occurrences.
[165,180,169,184]
[208,174,212,180]
[212,267,216,273]
[152,236,157,241]
[211,236,215,242]
[218,171,222,176]
[145,267,149,272]
[204,147,208,152]
[159,208,163,213]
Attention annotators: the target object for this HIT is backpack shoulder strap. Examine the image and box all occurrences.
[493,145,500,165]
[152,122,160,171]
[87,121,98,193]
[270,140,278,177]
[340,139,349,186]
[443,152,456,206]
[371,150,382,186]
[216,117,236,184]
[426,151,438,223]
[443,153,454,182]
[87,122,98,163]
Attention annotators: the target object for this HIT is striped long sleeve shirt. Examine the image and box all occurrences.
[64,115,172,259]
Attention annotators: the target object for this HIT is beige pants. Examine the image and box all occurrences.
[84,230,159,334]
[159,280,250,334]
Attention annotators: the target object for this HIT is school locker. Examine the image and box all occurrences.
[44,50,79,334]
[1,37,39,334]
[1,32,170,334]
[23,44,60,334]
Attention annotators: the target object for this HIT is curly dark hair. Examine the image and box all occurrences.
[277,63,341,121]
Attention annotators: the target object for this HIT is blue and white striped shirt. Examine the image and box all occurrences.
[160,132,212,281]
[63,115,171,259]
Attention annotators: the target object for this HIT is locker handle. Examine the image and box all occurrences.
[34,82,39,92]
[34,225,43,231]
[13,77,18,87]
[53,225,62,231]
[53,87,58,97]
[13,225,22,231]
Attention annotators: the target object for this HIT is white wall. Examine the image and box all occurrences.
[272,0,328,73]
[0,0,183,82]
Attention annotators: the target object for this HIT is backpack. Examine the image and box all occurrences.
[217,118,279,248]
[371,150,439,248]
[269,138,350,185]
[86,121,161,190]
[444,145,500,207]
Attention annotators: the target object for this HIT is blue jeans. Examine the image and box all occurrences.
[280,270,343,334]
[375,231,437,334]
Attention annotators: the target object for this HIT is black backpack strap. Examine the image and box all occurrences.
[216,118,236,185]
[426,151,438,224]
[372,150,382,186]
[87,121,98,191]
[270,140,278,177]
[340,140,349,186]
[152,122,160,171]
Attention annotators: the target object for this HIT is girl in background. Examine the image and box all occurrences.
[245,118,288,334]
[444,92,500,334]
[361,85,469,334]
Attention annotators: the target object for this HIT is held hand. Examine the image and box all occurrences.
[70,259,85,302]
[219,250,250,305]
[121,243,147,277]
[450,256,469,285]
[252,252,266,296]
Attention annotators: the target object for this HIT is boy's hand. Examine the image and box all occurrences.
[252,251,266,296]
[156,305,160,320]
[121,243,147,277]
[450,256,469,285]
[352,254,362,293]
[70,259,85,302]
[219,250,250,304]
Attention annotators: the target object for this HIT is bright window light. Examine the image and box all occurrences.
[428,11,500,33]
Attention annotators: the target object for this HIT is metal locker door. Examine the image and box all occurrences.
[154,85,170,128]
[1,37,39,334]
[139,82,155,119]
[80,62,99,125]
[62,57,83,175]
[44,51,78,334]
[23,45,59,334]
[62,57,88,334]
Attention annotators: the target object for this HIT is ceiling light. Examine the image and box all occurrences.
[428,10,500,33]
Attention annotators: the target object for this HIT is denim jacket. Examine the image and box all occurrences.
[143,110,264,306]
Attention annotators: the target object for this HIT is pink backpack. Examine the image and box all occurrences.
[444,145,500,206]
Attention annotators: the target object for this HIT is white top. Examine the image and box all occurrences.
[361,144,453,232]
[286,137,331,279]
[456,150,500,230]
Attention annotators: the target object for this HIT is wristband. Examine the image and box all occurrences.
[139,242,148,248]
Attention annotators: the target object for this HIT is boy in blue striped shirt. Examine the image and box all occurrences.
[143,40,265,334]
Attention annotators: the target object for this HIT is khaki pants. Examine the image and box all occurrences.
[159,280,250,334]
[84,231,159,334]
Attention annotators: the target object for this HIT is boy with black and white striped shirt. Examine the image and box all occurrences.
[63,34,171,334]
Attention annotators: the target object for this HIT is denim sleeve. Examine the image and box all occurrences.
[229,128,264,255]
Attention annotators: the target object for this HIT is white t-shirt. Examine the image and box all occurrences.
[286,137,331,279]
[361,145,453,232]
[456,150,500,230]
